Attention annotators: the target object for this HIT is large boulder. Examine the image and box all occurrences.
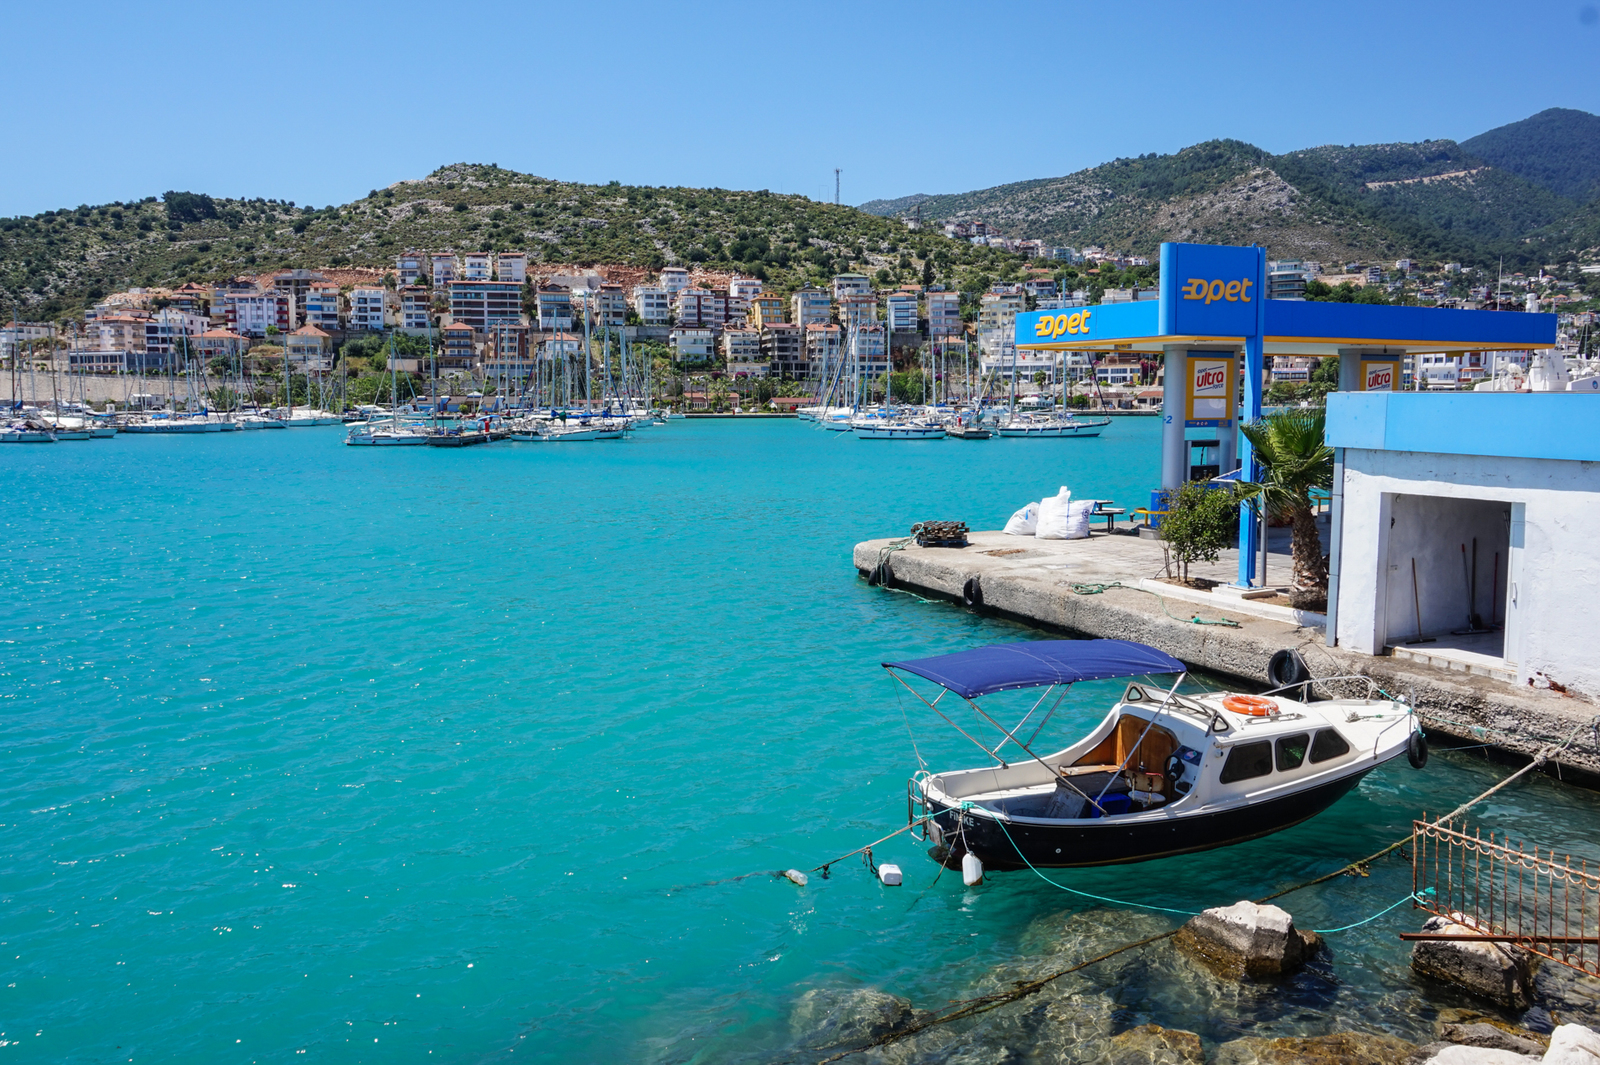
[1107,1023,1205,1065]
[1173,900,1323,979]
[1439,1023,1548,1056]
[788,987,918,1050]
[1213,1030,1416,1064]
[1543,1023,1600,1065]
[1410,914,1534,1008]
[1415,1048,1538,1065]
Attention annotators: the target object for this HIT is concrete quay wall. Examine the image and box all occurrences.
[853,533,1600,782]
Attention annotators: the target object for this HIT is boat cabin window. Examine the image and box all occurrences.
[1309,729,1352,763]
[1276,733,1310,772]
[1219,741,1274,784]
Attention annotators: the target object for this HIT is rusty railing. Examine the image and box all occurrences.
[1410,817,1600,976]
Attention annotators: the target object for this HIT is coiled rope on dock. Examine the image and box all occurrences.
[809,718,1593,1064]
[1069,579,1241,627]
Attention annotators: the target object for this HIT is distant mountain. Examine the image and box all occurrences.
[0,164,1015,321]
[1460,108,1600,202]
[860,111,1600,268]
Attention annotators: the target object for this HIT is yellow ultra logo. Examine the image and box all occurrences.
[1033,310,1093,338]
[1181,277,1253,304]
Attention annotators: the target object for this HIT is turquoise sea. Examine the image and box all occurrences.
[3,418,1598,1064]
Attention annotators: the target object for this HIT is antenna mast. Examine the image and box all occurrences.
[834,169,841,205]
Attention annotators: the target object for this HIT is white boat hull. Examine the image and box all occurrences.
[853,424,947,440]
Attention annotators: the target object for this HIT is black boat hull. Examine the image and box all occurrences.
[929,767,1377,870]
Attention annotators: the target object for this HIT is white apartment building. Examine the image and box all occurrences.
[659,266,691,295]
[305,284,341,331]
[832,273,871,299]
[349,286,389,332]
[460,252,492,281]
[885,291,919,335]
[851,323,889,379]
[669,325,714,362]
[722,327,765,376]
[728,276,763,302]
[396,252,424,286]
[675,289,727,329]
[594,284,628,329]
[224,291,290,338]
[805,323,841,366]
[977,292,1025,358]
[431,253,456,287]
[926,291,962,338]
[980,345,1059,385]
[143,310,209,367]
[791,287,831,327]
[495,252,527,284]
[632,286,671,325]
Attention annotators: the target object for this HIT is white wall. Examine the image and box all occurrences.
[1336,447,1600,696]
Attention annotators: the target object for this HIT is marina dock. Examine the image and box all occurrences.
[854,525,1600,781]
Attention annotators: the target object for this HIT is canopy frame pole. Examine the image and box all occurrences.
[990,684,1055,758]
[1024,685,1072,749]
[960,695,1077,782]
[1093,673,1186,808]
[886,668,1005,765]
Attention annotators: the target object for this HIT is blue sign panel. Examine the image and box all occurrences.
[1157,243,1266,339]
[1014,300,1159,347]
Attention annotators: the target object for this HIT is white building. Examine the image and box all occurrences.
[722,327,765,376]
[728,275,763,301]
[927,291,962,338]
[885,291,919,334]
[399,286,431,335]
[431,253,456,287]
[791,287,831,327]
[659,266,691,295]
[832,273,871,299]
[669,325,714,363]
[632,286,671,325]
[348,286,389,332]
[304,284,341,331]
[1327,391,1600,698]
[459,252,492,281]
[396,251,424,286]
[495,252,527,284]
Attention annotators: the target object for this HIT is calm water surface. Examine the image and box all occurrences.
[2,418,1596,1064]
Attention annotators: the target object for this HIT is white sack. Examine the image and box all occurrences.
[1034,487,1075,539]
[1062,499,1096,540]
[1003,501,1041,536]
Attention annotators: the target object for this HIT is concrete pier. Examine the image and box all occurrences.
[853,527,1600,781]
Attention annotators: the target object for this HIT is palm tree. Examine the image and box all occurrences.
[1238,409,1334,608]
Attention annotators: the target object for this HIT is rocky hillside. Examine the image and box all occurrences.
[0,164,1022,321]
[861,111,1600,268]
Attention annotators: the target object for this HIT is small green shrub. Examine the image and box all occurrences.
[1161,481,1239,583]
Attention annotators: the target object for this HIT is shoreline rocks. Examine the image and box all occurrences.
[1173,900,1323,979]
[1410,914,1535,1008]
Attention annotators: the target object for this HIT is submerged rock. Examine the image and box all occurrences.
[788,987,918,1050]
[1410,915,1534,1009]
[1413,1048,1538,1065]
[1214,1030,1416,1064]
[1437,1022,1547,1056]
[1106,1022,1204,1064]
[1173,900,1323,979]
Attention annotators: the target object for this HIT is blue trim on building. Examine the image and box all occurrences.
[1326,392,1600,463]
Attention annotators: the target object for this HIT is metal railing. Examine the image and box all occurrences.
[1410,817,1600,976]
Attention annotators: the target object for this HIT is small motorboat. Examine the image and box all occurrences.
[888,639,1423,873]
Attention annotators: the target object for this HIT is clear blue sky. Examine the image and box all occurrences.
[3,0,1598,217]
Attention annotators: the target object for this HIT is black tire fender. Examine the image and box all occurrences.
[1267,648,1312,689]
[962,576,983,609]
[1408,730,1429,770]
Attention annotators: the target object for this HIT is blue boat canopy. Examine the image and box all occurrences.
[884,639,1185,699]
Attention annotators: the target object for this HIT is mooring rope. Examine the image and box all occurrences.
[1069,579,1241,627]
[808,718,1593,1064]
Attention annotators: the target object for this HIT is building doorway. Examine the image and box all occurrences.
[1383,494,1513,670]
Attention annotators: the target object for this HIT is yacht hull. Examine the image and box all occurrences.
[853,425,946,440]
[927,765,1377,870]
[996,419,1109,438]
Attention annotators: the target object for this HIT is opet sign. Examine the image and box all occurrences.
[1360,358,1400,392]
[1186,355,1235,427]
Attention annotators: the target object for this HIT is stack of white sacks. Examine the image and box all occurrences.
[1003,486,1094,540]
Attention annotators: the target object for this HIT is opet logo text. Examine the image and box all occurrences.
[1181,277,1253,304]
[1033,310,1093,338]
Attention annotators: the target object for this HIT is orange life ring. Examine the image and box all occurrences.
[1223,694,1277,717]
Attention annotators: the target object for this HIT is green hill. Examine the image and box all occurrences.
[0,163,1020,321]
[1460,108,1600,202]
[860,113,1600,269]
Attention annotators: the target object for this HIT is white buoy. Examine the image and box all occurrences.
[962,853,984,887]
[783,869,809,887]
[877,863,903,887]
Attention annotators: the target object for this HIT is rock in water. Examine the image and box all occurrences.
[1410,915,1533,1008]
[1543,1023,1600,1065]
[1214,1031,1416,1064]
[1173,900,1323,979]
[1414,1048,1538,1064]
[788,987,917,1050]
[1107,1023,1204,1064]
[1436,1022,1547,1056]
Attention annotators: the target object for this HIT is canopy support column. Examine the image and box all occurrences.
[1160,344,1187,491]
[1236,333,1264,587]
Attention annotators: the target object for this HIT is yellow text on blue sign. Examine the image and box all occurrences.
[1180,277,1253,305]
[1033,310,1094,339]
